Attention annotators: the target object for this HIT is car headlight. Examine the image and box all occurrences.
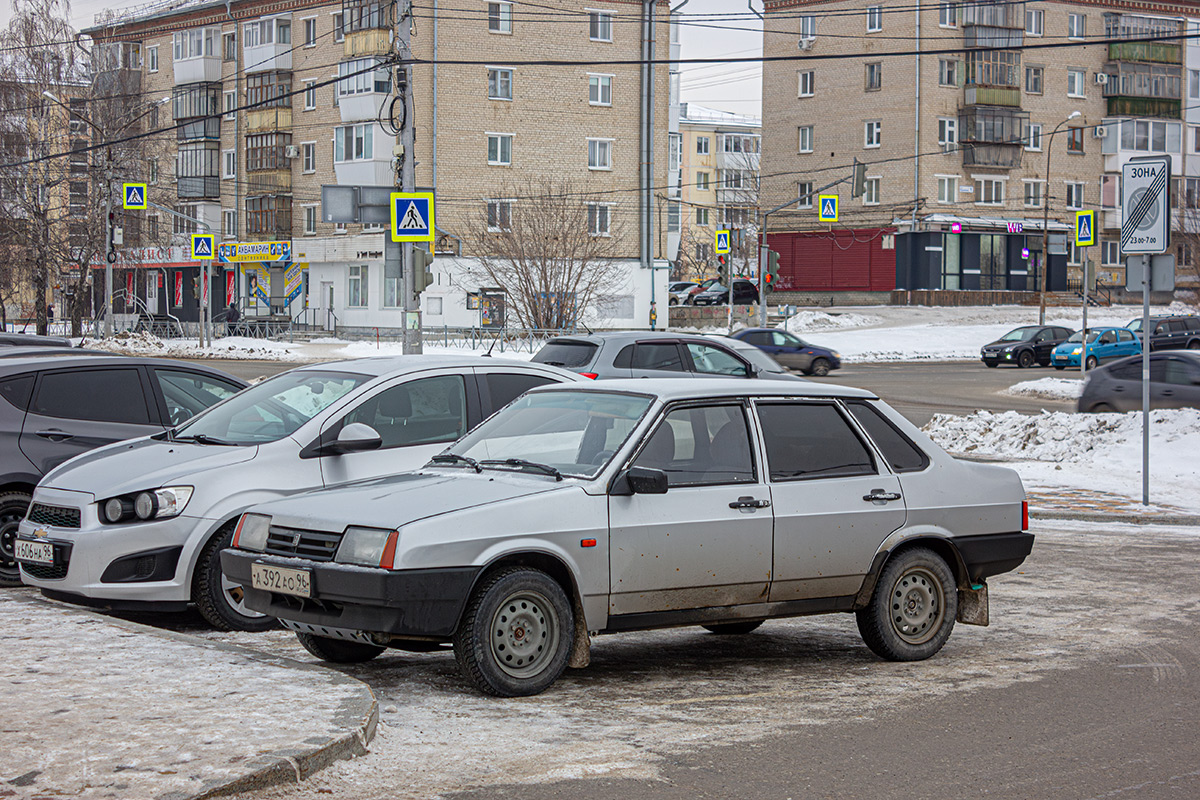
[336,526,398,568]
[99,486,194,524]
[1071,347,1082,355]
[832,352,841,359]
[233,513,271,552]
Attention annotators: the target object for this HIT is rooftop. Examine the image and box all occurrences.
[679,103,761,130]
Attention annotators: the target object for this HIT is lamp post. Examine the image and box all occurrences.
[1039,110,1082,325]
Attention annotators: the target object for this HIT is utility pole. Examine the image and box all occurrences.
[398,3,421,353]
[103,154,115,338]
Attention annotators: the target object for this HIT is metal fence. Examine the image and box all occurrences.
[422,326,573,354]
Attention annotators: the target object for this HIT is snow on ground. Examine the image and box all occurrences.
[782,309,879,332]
[1003,377,1085,401]
[924,408,1200,511]
[79,331,311,361]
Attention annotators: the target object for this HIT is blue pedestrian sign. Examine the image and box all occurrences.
[715,229,731,254]
[122,183,147,210]
[391,192,435,243]
[191,233,215,260]
[1075,210,1096,247]
[818,194,839,222]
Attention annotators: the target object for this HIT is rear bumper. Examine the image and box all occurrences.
[953,532,1035,583]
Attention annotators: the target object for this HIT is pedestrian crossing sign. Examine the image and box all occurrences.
[715,230,731,254]
[122,183,147,210]
[818,195,839,222]
[391,192,435,243]
[191,233,215,260]
[1075,210,1095,247]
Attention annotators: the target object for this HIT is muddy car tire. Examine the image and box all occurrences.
[809,358,831,377]
[194,526,277,632]
[454,567,573,697]
[857,547,957,662]
[702,620,764,635]
[0,492,31,587]
[297,632,386,663]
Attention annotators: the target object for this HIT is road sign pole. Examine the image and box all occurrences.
[1142,253,1150,507]
[1080,255,1088,379]
[399,11,421,354]
[758,245,768,327]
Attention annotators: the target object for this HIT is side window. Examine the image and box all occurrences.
[612,344,634,368]
[1034,330,1050,342]
[1169,320,1189,333]
[685,343,748,376]
[770,331,794,347]
[632,404,755,486]
[845,400,929,472]
[154,369,242,426]
[342,375,466,448]
[1118,329,1135,342]
[756,402,876,481]
[742,332,768,346]
[1109,361,1140,381]
[484,372,558,410]
[1149,359,1169,384]
[1098,331,1116,344]
[1165,359,1199,385]
[632,343,684,371]
[32,368,151,424]
[1058,328,1073,339]
[0,374,34,410]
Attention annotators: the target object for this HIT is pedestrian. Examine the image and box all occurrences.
[225,301,241,336]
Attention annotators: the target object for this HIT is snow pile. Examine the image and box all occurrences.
[80,331,310,361]
[784,310,878,332]
[1003,377,1085,401]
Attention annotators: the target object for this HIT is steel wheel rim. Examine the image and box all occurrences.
[0,505,23,572]
[490,589,559,679]
[221,573,267,619]
[889,567,944,645]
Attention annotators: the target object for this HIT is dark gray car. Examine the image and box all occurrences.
[0,354,247,585]
[1078,351,1200,412]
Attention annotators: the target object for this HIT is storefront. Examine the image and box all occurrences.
[88,246,231,324]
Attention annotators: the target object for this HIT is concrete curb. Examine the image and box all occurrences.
[1030,509,1200,526]
[30,595,378,800]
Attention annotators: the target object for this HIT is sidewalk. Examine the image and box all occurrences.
[1025,485,1200,526]
[0,589,377,800]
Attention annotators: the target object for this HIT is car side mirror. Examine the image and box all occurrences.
[327,422,383,455]
[745,364,760,379]
[626,466,668,494]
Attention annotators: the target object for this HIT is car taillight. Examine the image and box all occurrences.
[579,372,599,380]
[1022,501,1029,531]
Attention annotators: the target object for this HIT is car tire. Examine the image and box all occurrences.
[856,547,957,662]
[1188,340,1200,350]
[1090,403,1116,413]
[669,298,678,306]
[1017,350,1035,368]
[985,362,998,368]
[1086,355,1099,370]
[1053,365,1065,370]
[702,620,764,635]
[0,491,32,587]
[809,358,831,377]
[193,525,278,632]
[453,566,574,697]
[296,632,386,663]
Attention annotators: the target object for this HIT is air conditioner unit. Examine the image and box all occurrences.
[1094,125,1108,139]
[798,38,814,50]
[1095,72,1109,85]
[284,145,300,158]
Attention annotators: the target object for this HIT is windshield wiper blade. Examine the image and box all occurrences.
[479,458,563,481]
[174,433,235,446]
[430,453,483,473]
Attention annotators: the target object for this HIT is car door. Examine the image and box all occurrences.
[608,402,773,615]
[1153,357,1200,409]
[629,341,694,379]
[770,331,812,371]
[754,400,907,602]
[1115,328,1141,359]
[1091,330,1119,362]
[1032,328,1057,363]
[318,372,478,486]
[476,368,566,415]
[19,366,161,475]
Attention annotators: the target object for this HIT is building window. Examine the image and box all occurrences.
[338,58,391,97]
[304,17,317,46]
[667,201,680,232]
[696,171,709,190]
[939,3,956,27]
[798,70,814,97]
[348,265,368,308]
[1067,69,1086,98]
[798,126,813,153]
[1026,123,1042,150]
[866,6,882,32]
[864,120,881,148]
[1102,240,1119,265]
[1120,119,1181,152]
[333,12,345,41]
[223,90,236,120]
[246,132,292,171]
[975,177,1004,204]
[277,21,291,43]
[173,28,216,61]
[589,11,612,41]
[696,136,709,154]
[247,71,292,108]
[147,45,158,72]
[588,203,610,236]
[304,205,317,235]
[797,181,813,208]
[304,80,316,110]
[863,177,880,205]
[939,58,957,87]
[222,209,237,238]
[1023,180,1043,208]
[223,32,236,61]
[302,142,316,173]
[799,15,815,39]
[589,74,613,105]
[1066,182,1084,209]
[488,133,512,165]
[1068,13,1085,39]
[587,138,613,169]
[865,62,882,91]
[721,135,759,154]
[173,204,199,235]
[334,124,374,162]
[938,117,956,150]
[149,159,159,184]
[489,2,512,33]
[488,67,513,100]
[487,199,512,231]
[937,176,958,203]
[696,207,709,225]
[1025,8,1043,36]
[1067,127,1084,154]
[1025,66,1043,94]
[222,149,236,179]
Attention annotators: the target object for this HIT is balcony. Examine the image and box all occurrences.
[247,106,293,132]
[244,17,294,75]
[173,82,221,141]
[964,85,1021,107]
[177,176,221,199]
[246,194,293,238]
[245,169,292,195]
[344,29,391,58]
[1107,96,1181,119]
[337,58,391,123]
[962,26,1022,48]
[961,0,1022,29]
[961,142,1023,168]
[173,29,221,84]
[1108,41,1182,65]
[959,106,1027,168]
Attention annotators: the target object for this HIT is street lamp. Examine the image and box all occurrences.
[1039,110,1082,325]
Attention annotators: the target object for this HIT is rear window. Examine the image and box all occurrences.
[845,400,930,473]
[0,374,33,410]
[532,341,598,369]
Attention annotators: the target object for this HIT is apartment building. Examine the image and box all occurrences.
[762,0,1199,300]
[83,0,672,332]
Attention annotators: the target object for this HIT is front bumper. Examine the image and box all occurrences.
[1051,352,1081,367]
[981,349,1015,366]
[221,549,481,638]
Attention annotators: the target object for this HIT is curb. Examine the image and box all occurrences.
[1030,509,1200,526]
[31,595,378,800]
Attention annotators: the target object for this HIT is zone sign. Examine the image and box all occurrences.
[1120,156,1170,255]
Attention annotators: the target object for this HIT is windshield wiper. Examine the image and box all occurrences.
[430,453,483,473]
[479,458,563,481]
[174,433,236,446]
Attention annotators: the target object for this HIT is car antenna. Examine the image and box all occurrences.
[580,321,594,335]
[483,338,498,358]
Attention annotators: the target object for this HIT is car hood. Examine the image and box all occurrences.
[251,469,572,532]
[982,339,1024,349]
[41,437,258,498]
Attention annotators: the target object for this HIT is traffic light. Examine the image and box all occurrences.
[764,249,780,293]
[851,158,866,199]
[412,247,435,296]
[717,254,729,285]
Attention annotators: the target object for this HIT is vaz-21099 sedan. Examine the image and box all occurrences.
[223,380,1033,696]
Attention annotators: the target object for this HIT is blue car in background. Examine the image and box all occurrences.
[730,328,842,376]
[1051,326,1142,370]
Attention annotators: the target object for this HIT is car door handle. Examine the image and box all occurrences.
[729,496,771,509]
[863,490,902,502]
[35,429,74,442]
[1162,390,1174,396]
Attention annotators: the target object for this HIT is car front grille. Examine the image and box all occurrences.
[27,503,81,529]
[263,526,343,562]
[21,562,68,580]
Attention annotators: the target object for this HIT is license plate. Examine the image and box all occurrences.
[250,562,311,598]
[15,539,55,566]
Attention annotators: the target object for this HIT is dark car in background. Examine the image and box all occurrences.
[0,354,247,585]
[681,278,720,305]
[1078,351,1200,412]
[1126,315,1200,351]
[0,333,72,348]
[980,326,1074,368]
[730,328,842,376]
[692,280,760,306]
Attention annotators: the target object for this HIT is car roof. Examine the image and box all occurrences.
[527,377,876,401]
[1102,350,1200,369]
[547,331,741,345]
[300,354,582,379]
[0,346,116,359]
[0,333,71,347]
[0,352,248,383]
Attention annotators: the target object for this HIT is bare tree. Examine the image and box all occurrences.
[467,180,629,330]
[672,216,717,283]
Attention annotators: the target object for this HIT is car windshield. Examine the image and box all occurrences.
[999,327,1038,342]
[443,390,653,479]
[1066,330,1101,344]
[1127,319,1142,332]
[173,370,370,445]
